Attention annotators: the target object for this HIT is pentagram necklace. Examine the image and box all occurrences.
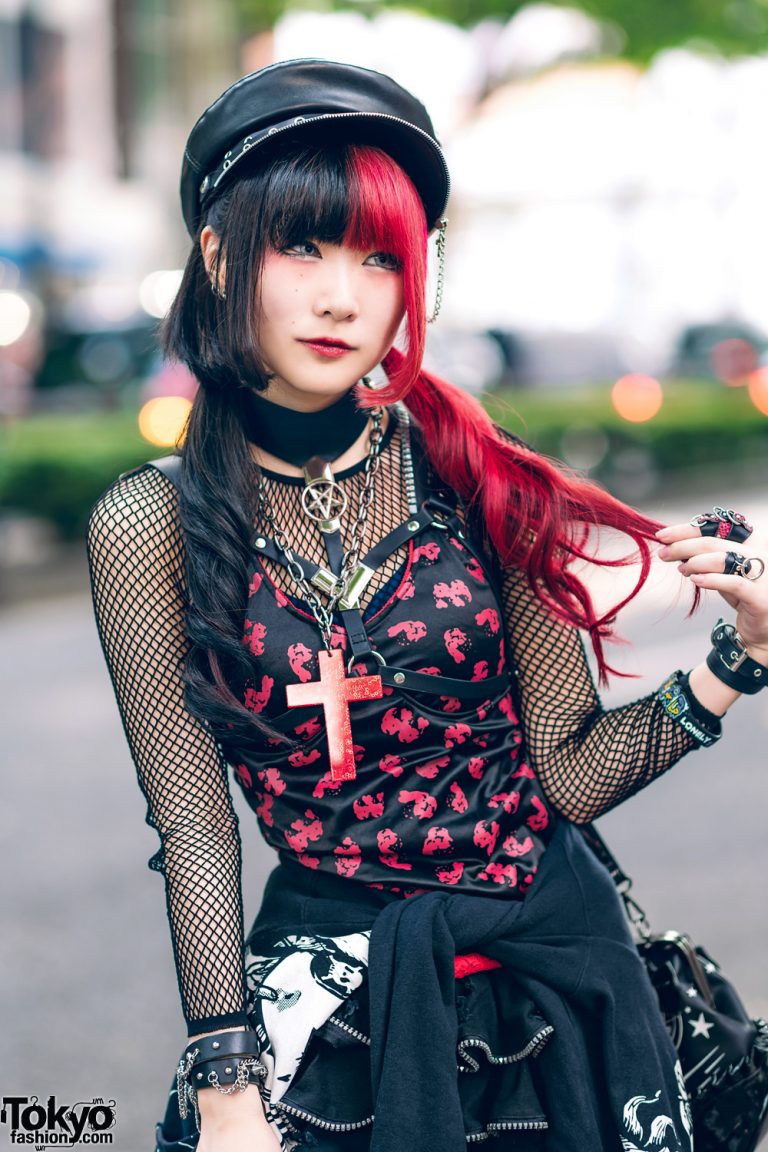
[255,403,386,782]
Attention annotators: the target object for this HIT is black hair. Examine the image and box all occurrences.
[161,143,368,764]
[165,141,365,392]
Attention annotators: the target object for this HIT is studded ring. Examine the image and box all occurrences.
[723,552,765,580]
[690,507,753,543]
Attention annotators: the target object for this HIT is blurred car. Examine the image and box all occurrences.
[668,320,767,383]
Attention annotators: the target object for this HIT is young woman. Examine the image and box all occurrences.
[87,59,768,1152]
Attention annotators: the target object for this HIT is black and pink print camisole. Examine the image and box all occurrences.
[233,411,557,896]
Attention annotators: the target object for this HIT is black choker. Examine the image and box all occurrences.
[241,386,372,467]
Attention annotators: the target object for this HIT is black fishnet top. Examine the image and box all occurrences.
[86,410,697,1036]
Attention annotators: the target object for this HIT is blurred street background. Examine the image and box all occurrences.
[2,1,768,1148]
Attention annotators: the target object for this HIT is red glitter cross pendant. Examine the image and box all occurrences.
[285,649,384,781]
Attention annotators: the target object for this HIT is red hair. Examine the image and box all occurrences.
[343,146,427,395]
[343,146,662,682]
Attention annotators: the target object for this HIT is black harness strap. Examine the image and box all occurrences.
[146,454,182,484]
[144,447,512,702]
[379,666,509,699]
[252,507,438,576]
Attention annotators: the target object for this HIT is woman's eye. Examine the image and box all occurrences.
[285,241,319,257]
[366,251,401,271]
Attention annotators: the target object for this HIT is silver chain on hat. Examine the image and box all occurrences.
[255,407,385,652]
[427,217,448,324]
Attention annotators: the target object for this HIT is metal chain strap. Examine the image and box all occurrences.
[176,1048,200,1125]
[255,406,385,651]
[205,1056,262,1094]
[427,217,448,324]
[176,1048,265,1131]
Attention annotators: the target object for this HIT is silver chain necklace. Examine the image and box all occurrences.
[255,406,385,652]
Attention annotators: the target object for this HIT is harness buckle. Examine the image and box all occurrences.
[338,563,376,609]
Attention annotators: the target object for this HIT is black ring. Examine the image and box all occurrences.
[722,553,765,579]
[690,507,753,543]
[723,551,746,576]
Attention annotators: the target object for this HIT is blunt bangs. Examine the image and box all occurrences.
[262,145,351,251]
[258,142,427,267]
[344,145,427,269]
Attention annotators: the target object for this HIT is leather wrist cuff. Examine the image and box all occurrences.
[707,618,768,695]
[187,1055,266,1090]
[657,671,721,747]
[184,1029,260,1066]
[176,1035,264,1128]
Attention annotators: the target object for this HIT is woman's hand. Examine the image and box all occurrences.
[197,1117,282,1152]
[656,512,768,661]
[196,1084,282,1152]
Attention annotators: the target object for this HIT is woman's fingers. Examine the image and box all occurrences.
[684,562,768,647]
[657,512,755,548]
[657,520,765,564]
[677,552,766,578]
[660,536,734,561]
[676,553,726,575]
[656,523,705,544]
[656,513,768,651]
[687,571,751,592]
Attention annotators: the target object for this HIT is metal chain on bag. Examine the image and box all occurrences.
[255,406,385,651]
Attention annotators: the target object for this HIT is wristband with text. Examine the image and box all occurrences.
[657,671,721,747]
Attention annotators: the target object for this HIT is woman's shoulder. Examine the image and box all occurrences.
[87,460,182,557]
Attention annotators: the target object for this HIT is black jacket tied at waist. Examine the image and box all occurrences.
[249,822,692,1152]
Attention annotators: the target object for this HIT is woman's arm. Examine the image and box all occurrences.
[87,465,248,1033]
[500,564,708,824]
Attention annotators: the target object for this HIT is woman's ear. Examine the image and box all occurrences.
[200,225,227,296]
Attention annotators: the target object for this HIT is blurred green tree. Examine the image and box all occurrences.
[230,0,768,60]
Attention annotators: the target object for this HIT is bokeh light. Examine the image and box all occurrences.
[139,270,183,318]
[78,335,133,385]
[0,291,33,346]
[710,338,757,386]
[611,374,663,423]
[560,423,609,470]
[0,258,22,291]
[138,396,192,446]
[747,367,768,416]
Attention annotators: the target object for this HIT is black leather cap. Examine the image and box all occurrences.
[180,58,450,237]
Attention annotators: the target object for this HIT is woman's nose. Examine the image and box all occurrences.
[313,260,359,321]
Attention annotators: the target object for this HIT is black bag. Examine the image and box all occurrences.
[582,825,768,1151]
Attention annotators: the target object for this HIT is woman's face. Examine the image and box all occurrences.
[255,239,405,411]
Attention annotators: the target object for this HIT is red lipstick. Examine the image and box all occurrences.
[299,338,355,359]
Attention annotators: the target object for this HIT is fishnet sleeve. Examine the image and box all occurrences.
[500,565,698,823]
[87,466,249,1035]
